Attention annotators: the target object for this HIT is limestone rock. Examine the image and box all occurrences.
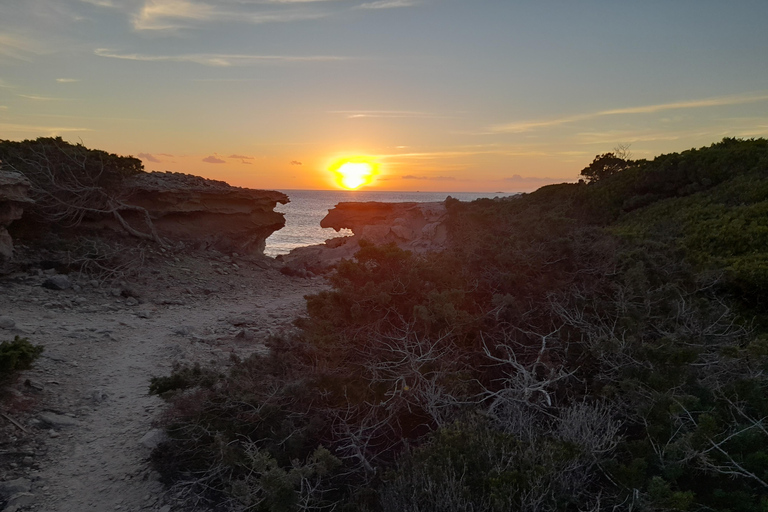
[281,200,450,271]
[38,412,80,428]
[0,171,33,262]
[140,429,168,449]
[112,171,289,255]
[5,492,35,508]
[0,478,31,499]
[41,274,71,290]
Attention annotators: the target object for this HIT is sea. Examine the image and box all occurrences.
[264,189,515,257]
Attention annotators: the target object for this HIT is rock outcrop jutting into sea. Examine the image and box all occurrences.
[118,171,289,255]
[0,171,33,261]
[280,200,449,271]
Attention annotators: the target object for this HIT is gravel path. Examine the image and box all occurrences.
[0,251,326,512]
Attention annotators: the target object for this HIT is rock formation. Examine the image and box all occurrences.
[280,200,449,271]
[0,171,33,261]
[117,171,289,255]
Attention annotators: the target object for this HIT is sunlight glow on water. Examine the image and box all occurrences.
[264,189,514,257]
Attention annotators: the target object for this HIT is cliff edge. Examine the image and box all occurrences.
[118,171,288,255]
[280,200,448,271]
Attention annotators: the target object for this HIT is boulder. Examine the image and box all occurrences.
[42,274,71,290]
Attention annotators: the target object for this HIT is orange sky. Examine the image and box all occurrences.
[2,1,767,193]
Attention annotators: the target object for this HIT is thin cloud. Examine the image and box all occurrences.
[192,78,263,82]
[0,123,92,135]
[17,94,70,101]
[503,174,564,185]
[202,155,226,164]
[138,152,162,163]
[356,0,415,9]
[132,0,327,31]
[228,154,254,159]
[56,78,80,83]
[290,160,302,165]
[0,34,41,62]
[79,0,117,7]
[402,175,456,181]
[491,91,768,133]
[329,110,445,119]
[95,48,346,66]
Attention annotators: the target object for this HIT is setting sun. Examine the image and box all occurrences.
[330,158,379,190]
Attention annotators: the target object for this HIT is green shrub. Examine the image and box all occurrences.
[0,336,43,382]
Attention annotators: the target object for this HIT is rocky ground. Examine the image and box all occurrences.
[0,247,327,512]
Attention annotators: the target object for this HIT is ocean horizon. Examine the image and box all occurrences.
[264,189,517,257]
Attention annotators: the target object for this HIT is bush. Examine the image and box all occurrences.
[0,336,43,383]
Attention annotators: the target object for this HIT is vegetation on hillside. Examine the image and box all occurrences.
[151,138,768,511]
[0,137,166,245]
[0,336,43,393]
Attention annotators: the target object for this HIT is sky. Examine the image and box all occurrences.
[1,0,767,192]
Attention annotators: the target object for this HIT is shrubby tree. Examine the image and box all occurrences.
[0,137,164,245]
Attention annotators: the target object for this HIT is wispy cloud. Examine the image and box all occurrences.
[491,92,768,133]
[503,174,565,185]
[17,94,70,101]
[402,175,455,181]
[0,123,92,135]
[0,34,42,62]
[356,0,415,9]
[191,78,263,82]
[79,0,118,7]
[56,78,80,83]
[132,0,327,31]
[228,154,254,159]
[202,155,226,163]
[329,110,444,119]
[95,48,346,66]
[138,152,162,163]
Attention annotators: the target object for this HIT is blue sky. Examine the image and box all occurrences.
[1,0,767,191]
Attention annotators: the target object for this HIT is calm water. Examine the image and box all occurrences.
[264,189,514,257]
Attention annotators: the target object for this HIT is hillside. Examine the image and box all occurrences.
[149,138,768,512]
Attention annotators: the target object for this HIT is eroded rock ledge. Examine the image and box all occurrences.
[119,171,289,254]
[0,171,33,261]
[280,200,448,271]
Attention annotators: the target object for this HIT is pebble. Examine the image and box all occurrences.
[0,316,15,329]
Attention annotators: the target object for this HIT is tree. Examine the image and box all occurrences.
[580,144,632,183]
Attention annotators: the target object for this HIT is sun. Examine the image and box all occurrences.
[330,157,378,190]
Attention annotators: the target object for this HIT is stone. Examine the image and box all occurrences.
[41,274,71,290]
[0,317,14,329]
[391,224,415,241]
[0,478,31,499]
[235,329,256,341]
[5,492,35,508]
[38,412,80,428]
[24,379,44,391]
[125,297,138,306]
[140,429,168,449]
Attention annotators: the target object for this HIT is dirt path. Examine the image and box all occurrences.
[0,251,326,512]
